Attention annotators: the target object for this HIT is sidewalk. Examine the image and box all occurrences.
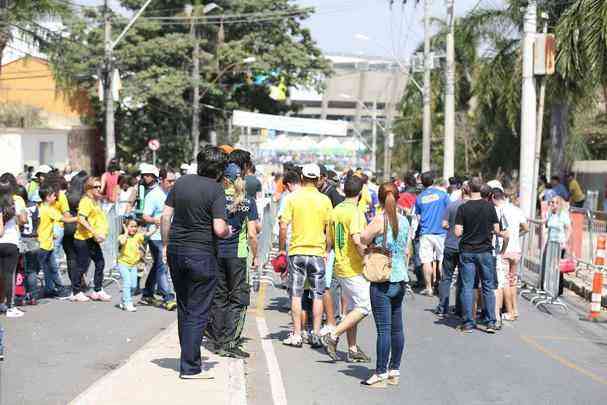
[70,322,247,405]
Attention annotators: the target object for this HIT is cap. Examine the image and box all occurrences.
[219,144,235,154]
[301,163,320,180]
[180,163,190,171]
[487,180,503,191]
[140,163,159,178]
[224,163,241,182]
[318,164,328,177]
[271,254,288,274]
[35,165,52,175]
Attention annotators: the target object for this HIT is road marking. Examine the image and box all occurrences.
[526,335,607,344]
[520,335,607,386]
[255,280,288,405]
[228,357,248,405]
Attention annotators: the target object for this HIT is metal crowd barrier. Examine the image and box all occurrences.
[100,203,122,288]
[252,199,280,291]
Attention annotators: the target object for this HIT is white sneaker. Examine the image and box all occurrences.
[319,324,336,337]
[73,292,90,302]
[6,307,24,318]
[90,290,112,302]
[120,303,137,312]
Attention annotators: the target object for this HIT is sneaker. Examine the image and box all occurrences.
[164,300,177,311]
[387,370,400,385]
[180,371,214,380]
[119,303,137,312]
[319,324,336,337]
[139,296,161,306]
[58,293,73,301]
[282,333,303,348]
[322,334,339,361]
[225,346,250,359]
[310,333,323,349]
[485,323,496,334]
[361,374,388,388]
[434,308,447,319]
[347,346,371,363]
[6,307,24,318]
[457,324,475,334]
[91,290,111,302]
[301,331,310,345]
[72,292,90,302]
[420,288,434,297]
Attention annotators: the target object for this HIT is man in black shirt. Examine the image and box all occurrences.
[161,146,231,379]
[454,177,500,334]
[318,164,344,208]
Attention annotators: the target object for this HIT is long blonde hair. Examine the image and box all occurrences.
[226,177,246,213]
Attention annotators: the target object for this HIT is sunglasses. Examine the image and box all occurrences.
[92,185,102,190]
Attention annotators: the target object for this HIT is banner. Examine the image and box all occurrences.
[232,110,348,137]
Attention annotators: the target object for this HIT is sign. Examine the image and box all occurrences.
[148,139,160,151]
[232,110,348,137]
[534,34,556,76]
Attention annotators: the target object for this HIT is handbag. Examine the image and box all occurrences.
[559,257,576,274]
[363,215,392,283]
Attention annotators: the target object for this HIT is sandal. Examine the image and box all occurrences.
[361,374,388,388]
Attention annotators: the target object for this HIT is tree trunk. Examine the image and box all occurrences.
[549,102,569,178]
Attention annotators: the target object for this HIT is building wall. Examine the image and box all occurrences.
[0,56,93,129]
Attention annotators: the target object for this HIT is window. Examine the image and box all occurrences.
[39,141,54,165]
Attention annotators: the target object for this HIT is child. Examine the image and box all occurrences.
[117,218,153,312]
[37,184,77,298]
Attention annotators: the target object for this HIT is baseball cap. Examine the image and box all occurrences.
[219,144,235,154]
[35,165,52,175]
[301,163,320,180]
[224,163,241,182]
[140,163,159,177]
[180,163,190,171]
[487,179,503,191]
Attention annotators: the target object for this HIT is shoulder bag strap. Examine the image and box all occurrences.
[382,214,388,250]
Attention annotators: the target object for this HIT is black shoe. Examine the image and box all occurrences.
[226,346,250,359]
[434,308,447,318]
[310,334,323,349]
[457,324,475,334]
[0,347,4,361]
[485,323,496,334]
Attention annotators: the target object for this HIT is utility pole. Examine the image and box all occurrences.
[519,0,537,220]
[530,14,549,218]
[371,100,377,173]
[103,0,115,166]
[421,0,432,173]
[443,0,455,179]
[383,71,399,182]
[191,18,201,159]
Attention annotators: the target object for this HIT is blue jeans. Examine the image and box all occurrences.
[24,250,40,297]
[0,323,3,355]
[119,264,138,304]
[459,251,496,328]
[38,249,63,296]
[167,246,218,376]
[370,281,405,375]
[53,225,64,268]
[143,240,175,302]
[437,248,461,315]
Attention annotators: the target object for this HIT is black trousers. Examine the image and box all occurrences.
[208,257,250,349]
[62,233,79,288]
[0,243,19,308]
[167,246,217,376]
[74,238,105,293]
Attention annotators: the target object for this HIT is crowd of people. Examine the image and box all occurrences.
[0,146,581,386]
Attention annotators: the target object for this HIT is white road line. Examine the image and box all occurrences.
[228,358,248,405]
[256,316,288,405]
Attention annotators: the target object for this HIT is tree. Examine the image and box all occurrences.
[48,0,330,166]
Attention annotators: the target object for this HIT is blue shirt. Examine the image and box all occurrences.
[414,187,449,236]
[444,199,465,251]
[375,214,410,283]
[217,195,259,258]
[143,185,167,241]
[552,184,570,201]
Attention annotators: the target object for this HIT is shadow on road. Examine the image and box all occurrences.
[337,364,370,380]
[266,296,290,313]
[151,358,219,372]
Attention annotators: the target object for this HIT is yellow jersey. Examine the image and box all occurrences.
[50,191,70,227]
[75,196,108,241]
[118,233,146,266]
[569,179,585,203]
[38,203,63,251]
[281,185,332,257]
[329,200,366,278]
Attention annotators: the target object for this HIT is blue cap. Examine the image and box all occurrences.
[224,163,241,182]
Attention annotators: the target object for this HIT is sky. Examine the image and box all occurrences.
[79,0,507,61]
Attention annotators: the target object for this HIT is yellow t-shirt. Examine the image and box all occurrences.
[118,233,145,266]
[38,203,63,251]
[569,179,585,203]
[358,185,372,215]
[329,200,366,278]
[51,191,70,227]
[281,185,332,257]
[75,196,108,241]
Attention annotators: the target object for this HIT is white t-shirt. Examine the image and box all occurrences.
[502,203,526,254]
[0,197,26,246]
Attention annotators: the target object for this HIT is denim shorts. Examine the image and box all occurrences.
[287,255,326,299]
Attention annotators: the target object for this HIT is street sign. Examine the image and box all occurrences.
[148,139,160,151]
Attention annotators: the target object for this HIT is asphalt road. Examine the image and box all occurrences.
[258,279,607,405]
[0,283,175,405]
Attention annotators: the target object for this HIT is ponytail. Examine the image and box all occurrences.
[378,182,399,239]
